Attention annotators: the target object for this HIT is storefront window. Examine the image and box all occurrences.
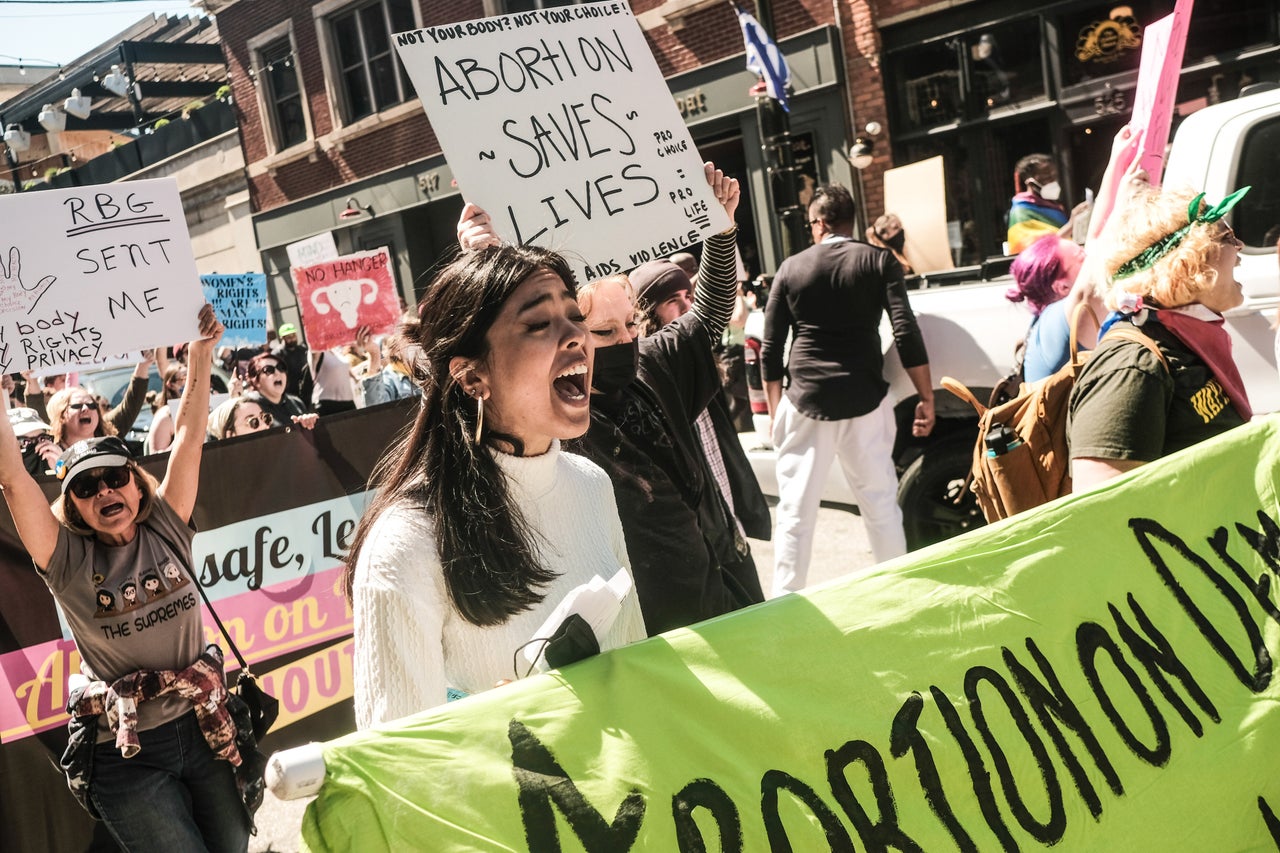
[888,41,964,132]
[888,17,1047,133]
[1183,0,1274,63]
[969,18,1047,111]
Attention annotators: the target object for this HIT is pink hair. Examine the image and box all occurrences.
[1006,235,1085,316]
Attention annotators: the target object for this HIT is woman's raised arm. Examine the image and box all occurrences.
[158,304,224,523]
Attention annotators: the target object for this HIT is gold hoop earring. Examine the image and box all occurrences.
[474,393,484,446]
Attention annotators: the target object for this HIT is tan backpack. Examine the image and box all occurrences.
[942,305,1168,523]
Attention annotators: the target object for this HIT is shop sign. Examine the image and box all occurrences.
[1075,11,1142,64]
[674,87,708,120]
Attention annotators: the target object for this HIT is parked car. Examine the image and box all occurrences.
[79,362,232,455]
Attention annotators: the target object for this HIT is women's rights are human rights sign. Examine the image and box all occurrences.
[394,2,730,283]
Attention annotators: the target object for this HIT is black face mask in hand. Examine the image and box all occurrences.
[591,339,639,395]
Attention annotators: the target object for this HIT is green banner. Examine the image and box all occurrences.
[302,417,1280,852]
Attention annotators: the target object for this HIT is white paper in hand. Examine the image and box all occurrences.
[522,568,632,672]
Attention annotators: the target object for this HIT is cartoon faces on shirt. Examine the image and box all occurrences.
[94,558,190,617]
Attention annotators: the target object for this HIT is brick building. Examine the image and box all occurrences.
[201,0,1280,323]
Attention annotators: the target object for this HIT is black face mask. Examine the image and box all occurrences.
[591,339,639,395]
[878,229,906,253]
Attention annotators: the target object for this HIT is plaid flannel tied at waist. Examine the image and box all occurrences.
[69,644,241,766]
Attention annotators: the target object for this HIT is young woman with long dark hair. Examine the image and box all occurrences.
[344,245,646,729]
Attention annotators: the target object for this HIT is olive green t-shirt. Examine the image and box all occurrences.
[1067,320,1246,463]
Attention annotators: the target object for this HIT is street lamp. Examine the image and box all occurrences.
[847,122,882,171]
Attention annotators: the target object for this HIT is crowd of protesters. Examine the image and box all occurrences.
[0,133,1271,848]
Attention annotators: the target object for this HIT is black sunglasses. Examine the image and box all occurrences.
[19,433,50,451]
[67,401,97,412]
[256,364,282,376]
[242,412,274,430]
[69,466,133,500]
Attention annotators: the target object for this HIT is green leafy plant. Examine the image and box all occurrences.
[215,84,232,101]
[153,118,171,130]
[182,99,207,117]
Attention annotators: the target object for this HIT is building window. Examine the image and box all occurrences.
[330,0,417,122]
[888,17,1047,135]
[259,38,307,151]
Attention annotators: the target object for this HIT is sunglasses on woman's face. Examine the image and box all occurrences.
[67,401,96,412]
[68,466,133,500]
[256,364,281,376]
[242,412,274,430]
[19,433,51,451]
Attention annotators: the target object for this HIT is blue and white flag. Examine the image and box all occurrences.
[736,7,790,112]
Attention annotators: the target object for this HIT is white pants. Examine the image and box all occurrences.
[771,394,906,595]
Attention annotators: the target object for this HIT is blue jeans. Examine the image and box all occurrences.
[89,711,250,853]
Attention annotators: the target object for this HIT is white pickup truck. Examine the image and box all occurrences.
[746,85,1280,550]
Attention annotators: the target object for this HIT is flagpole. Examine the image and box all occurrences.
[733,0,808,261]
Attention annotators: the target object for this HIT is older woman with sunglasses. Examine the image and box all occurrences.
[1068,179,1253,492]
[0,306,256,851]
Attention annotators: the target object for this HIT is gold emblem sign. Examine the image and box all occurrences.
[1076,13,1142,63]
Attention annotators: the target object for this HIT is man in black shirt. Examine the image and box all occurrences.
[761,184,935,595]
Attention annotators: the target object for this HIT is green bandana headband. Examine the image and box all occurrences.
[1112,185,1251,281]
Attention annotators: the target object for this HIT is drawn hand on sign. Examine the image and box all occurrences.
[0,246,57,316]
[311,278,379,329]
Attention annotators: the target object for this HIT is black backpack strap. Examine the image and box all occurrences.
[149,524,251,674]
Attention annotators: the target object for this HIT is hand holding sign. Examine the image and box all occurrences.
[457,203,502,253]
[1088,125,1145,243]
[705,162,740,224]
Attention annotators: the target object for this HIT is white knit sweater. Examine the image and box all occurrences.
[352,440,647,729]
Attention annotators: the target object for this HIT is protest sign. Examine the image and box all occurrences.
[1129,0,1195,185]
[393,1,731,283]
[884,156,953,273]
[301,418,1280,851]
[286,232,340,268]
[0,178,204,374]
[1089,0,1193,239]
[290,248,400,351]
[201,273,268,349]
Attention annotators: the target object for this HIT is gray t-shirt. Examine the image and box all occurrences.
[40,496,202,741]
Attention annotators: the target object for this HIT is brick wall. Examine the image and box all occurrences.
[637,0,899,220]
[215,0,923,225]
[216,0,480,214]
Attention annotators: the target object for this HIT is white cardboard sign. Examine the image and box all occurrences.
[0,178,204,374]
[393,1,730,283]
